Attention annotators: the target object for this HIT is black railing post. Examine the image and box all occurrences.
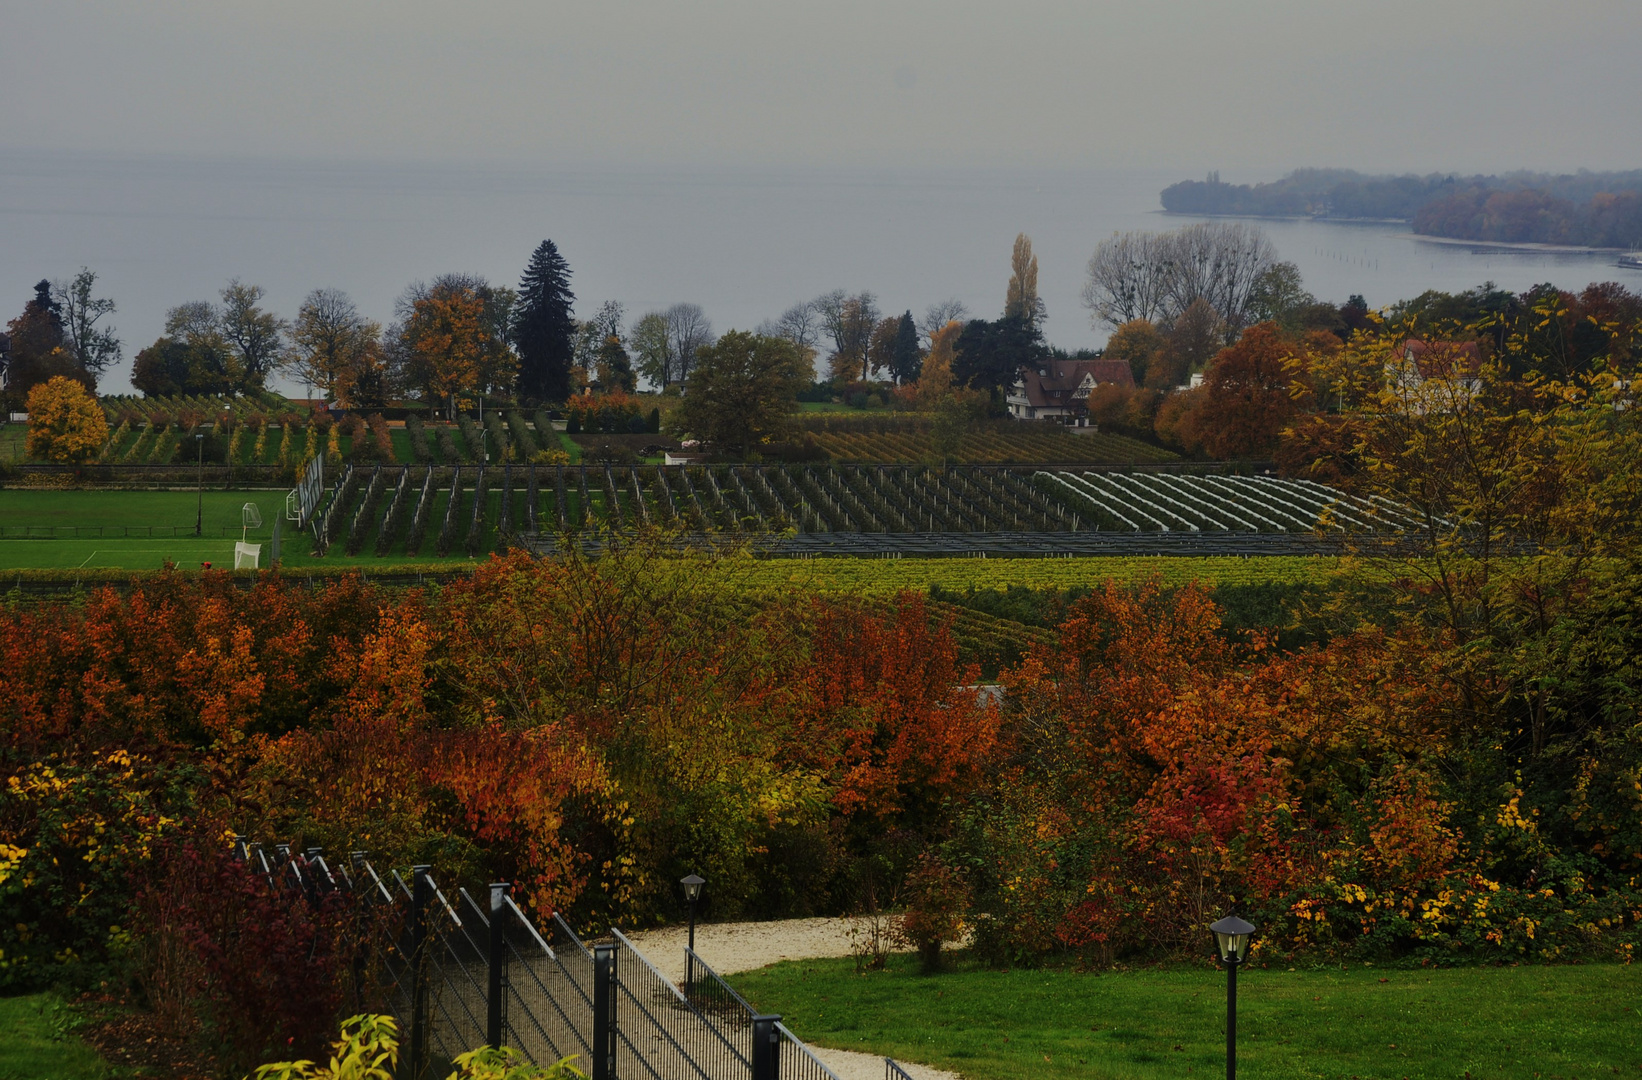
[752,1014,780,1080]
[592,944,615,1080]
[486,883,509,1050]
[346,851,368,1014]
[409,865,433,1080]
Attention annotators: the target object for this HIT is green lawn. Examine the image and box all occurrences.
[733,953,1642,1080]
[0,489,282,534]
[0,993,122,1080]
[0,485,514,572]
[0,425,26,464]
[0,490,283,568]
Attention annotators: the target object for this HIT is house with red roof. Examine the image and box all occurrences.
[1005,358,1134,423]
[1392,338,1483,396]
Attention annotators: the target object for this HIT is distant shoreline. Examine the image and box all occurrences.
[1161,209,1628,254]
[1161,210,1409,226]
[1408,233,1628,255]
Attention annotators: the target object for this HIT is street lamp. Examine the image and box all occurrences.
[194,433,206,536]
[681,873,705,988]
[1210,915,1255,1080]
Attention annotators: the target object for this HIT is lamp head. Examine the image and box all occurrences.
[1210,915,1255,964]
[681,873,705,903]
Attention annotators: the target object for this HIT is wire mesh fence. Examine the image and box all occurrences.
[612,929,755,1080]
[234,841,837,1080]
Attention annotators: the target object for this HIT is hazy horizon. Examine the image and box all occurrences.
[5,1,1640,173]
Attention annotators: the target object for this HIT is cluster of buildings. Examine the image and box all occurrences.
[1003,337,1482,426]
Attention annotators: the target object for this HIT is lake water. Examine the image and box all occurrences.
[4,151,1636,394]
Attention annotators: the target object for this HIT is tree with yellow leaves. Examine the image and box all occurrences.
[1004,233,1045,327]
[916,321,961,407]
[25,375,108,463]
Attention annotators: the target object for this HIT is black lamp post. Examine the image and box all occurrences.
[194,433,206,536]
[1210,915,1255,1080]
[681,873,705,988]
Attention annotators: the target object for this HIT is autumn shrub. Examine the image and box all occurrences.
[252,1014,585,1080]
[564,391,641,435]
[939,571,1642,967]
[134,838,350,1072]
[894,855,970,972]
[0,751,200,990]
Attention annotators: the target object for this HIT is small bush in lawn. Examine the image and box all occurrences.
[894,854,971,972]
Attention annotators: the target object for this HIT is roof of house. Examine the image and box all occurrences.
[1400,337,1482,380]
[1015,358,1134,408]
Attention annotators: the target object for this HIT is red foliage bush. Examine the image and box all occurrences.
[136,838,349,1072]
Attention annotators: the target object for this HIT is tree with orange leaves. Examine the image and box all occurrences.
[1187,322,1312,459]
[399,276,516,419]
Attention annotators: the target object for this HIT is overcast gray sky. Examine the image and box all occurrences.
[5,0,1641,173]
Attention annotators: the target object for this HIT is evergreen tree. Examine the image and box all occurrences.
[513,240,576,403]
[953,315,1047,397]
[889,310,922,383]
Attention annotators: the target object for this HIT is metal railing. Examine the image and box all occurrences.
[778,1021,844,1080]
[235,840,840,1080]
[612,929,755,1080]
[886,1059,917,1080]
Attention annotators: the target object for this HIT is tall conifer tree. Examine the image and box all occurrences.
[513,240,576,402]
[890,310,922,384]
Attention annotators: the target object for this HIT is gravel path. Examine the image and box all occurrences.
[627,918,961,1080]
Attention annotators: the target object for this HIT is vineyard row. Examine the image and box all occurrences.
[305,464,1399,558]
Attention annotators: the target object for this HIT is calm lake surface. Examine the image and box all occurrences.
[4,151,1636,394]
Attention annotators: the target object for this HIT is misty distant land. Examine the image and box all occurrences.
[1162,168,1642,252]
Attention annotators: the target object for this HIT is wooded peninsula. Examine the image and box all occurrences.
[1162,167,1642,249]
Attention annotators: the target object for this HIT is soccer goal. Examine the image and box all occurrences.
[236,503,263,568]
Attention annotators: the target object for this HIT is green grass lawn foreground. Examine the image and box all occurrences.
[733,953,1642,1079]
[0,993,122,1080]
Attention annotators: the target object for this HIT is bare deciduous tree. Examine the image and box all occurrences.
[815,290,878,382]
[52,269,121,381]
[1082,223,1276,336]
[1161,222,1277,335]
[664,303,714,385]
[774,299,823,351]
[919,298,969,344]
[1081,231,1176,330]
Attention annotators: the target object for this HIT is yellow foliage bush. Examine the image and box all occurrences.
[25,377,108,464]
[251,1014,585,1080]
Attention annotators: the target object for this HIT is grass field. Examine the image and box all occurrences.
[734,953,1642,1080]
[0,485,522,572]
[0,490,282,569]
[0,425,25,464]
[0,993,122,1080]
